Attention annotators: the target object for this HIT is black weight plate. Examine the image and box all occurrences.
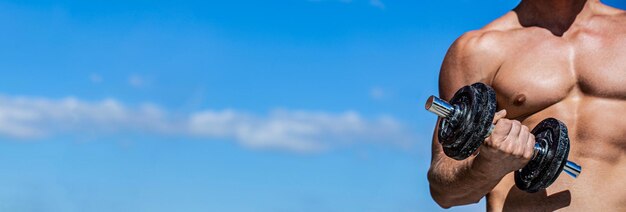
[438,85,476,159]
[456,83,497,159]
[438,83,496,160]
[514,118,570,193]
[437,85,473,155]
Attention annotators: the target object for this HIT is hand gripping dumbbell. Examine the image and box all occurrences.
[425,82,582,193]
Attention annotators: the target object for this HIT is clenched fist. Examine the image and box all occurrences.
[476,110,536,179]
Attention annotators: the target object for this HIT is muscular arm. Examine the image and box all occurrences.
[427,31,507,208]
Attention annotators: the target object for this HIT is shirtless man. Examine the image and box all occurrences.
[427,0,626,211]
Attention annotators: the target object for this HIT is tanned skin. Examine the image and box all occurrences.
[427,0,626,211]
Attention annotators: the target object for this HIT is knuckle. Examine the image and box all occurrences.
[513,146,522,155]
[522,151,532,160]
[500,134,513,143]
[494,139,506,150]
[485,136,499,147]
[507,143,518,153]
[523,151,533,160]
[491,137,504,148]
[500,121,513,131]
[517,153,525,160]
[521,125,529,132]
[527,138,535,146]
[524,143,534,158]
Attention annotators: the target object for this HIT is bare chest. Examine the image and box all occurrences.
[492,30,626,119]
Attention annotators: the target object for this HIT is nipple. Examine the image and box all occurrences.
[513,94,526,106]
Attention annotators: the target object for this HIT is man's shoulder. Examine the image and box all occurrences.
[450,12,520,58]
[451,30,502,55]
[440,12,521,89]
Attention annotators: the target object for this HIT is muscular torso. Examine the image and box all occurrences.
[481,8,626,211]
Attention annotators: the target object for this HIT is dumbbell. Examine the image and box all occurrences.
[424,82,582,193]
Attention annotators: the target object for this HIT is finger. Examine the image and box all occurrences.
[524,133,535,160]
[505,120,522,150]
[488,119,511,146]
[515,125,530,156]
[492,109,507,124]
[494,119,512,135]
[511,120,522,134]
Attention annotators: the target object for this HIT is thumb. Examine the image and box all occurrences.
[492,109,507,124]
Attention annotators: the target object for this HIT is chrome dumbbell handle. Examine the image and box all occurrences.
[425,96,456,118]
[425,95,581,178]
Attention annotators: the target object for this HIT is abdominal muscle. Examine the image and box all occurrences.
[484,96,626,211]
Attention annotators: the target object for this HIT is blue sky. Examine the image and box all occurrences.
[0,0,624,211]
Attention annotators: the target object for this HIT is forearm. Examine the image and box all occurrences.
[427,154,503,208]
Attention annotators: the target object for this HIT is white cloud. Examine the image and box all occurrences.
[0,94,413,153]
[369,0,385,9]
[89,73,103,83]
[370,87,385,100]
[128,74,147,88]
